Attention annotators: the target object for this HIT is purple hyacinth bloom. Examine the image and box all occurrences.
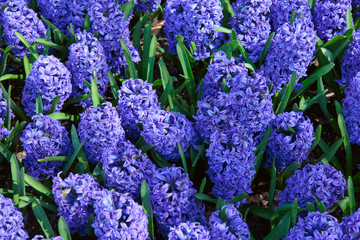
[78,102,125,164]
[285,211,343,239]
[101,140,157,201]
[22,55,72,116]
[67,31,109,108]
[343,72,360,144]
[261,18,317,92]
[92,189,149,240]
[209,204,250,240]
[269,0,312,31]
[265,111,315,171]
[340,31,360,86]
[141,110,195,161]
[136,0,160,13]
[206,128,256,202]
[88,1,140,74]
[279,163,347,209]
[230,0,272,62]
[20,114,72,180]
[53,173,101,235]
[148,166,205,236]
[1,4,46,58]
[313,0,351,42]
[340,208,360,239]
[117,78,160,141]
[0,0,28,10]
[32,236,64,240]
[0,194,29,240]
[164,0,224,60]
[201,51,246,99]
[168,221,210,240]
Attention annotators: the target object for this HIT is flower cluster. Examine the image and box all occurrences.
[164,0,224,60]
[141,110,195,161]
[340,208,360,239]
[92,189,149,240]
[343,72,360,145]
[340,31,360,86]
[1,3,46,58]
[285,211,343,239]
[67,31,109,108]
[313,0,351,42]
[261,18,317,92]
[269,0,312,31]
[117,78,160,141]
[265,111,315,171]
[209,204,250,240]
[206,128,256,202]
[20,114,72,180]
[0,194,29,240]
[53,173,101,235]
[88,1,140,74]
[136,0,160,13]
[148,166,205,236]
[230,0,272,62]
[168,221,210,240]
[22,55,72,116]
[279,163,347,209]
[78,102,125,164]
[101,140,156,201]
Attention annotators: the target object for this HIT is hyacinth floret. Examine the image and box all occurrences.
[206,128,256,202]
[1,4,46,58]
[209,204,250,240]
[136,0,160,13]
[285,211,343,239]
[20,114,72,180]
[149,166,205,236]
[265,111,315,171]
[141,110,195,161]
[78,102,125,164]
[313,0,351,42]
[117,78,160,140]
[53,173,101,235]
[67,31,109,108]
[340,31,360,86]
[340,208,360,239]
[0,194,29,240]
[101,140,157,201]
[168,221,210,240]
[269,0,312,31]
[88,1,140,74]
[279,163,347,209]
[92,189,149,240]
[22,55,72,116]
[164,0,224,60]
[230,0,272,62]
[261,18,317,92]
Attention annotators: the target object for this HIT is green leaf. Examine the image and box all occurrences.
[84,14,90,32]
[229,193,248,204]
[236,37,256,71]
[119,0,134,21]
[291,198,298,226]
[216,40,238,58]
[347,176,356,213]
[0,45,14,76]
[63,93,91,107]
[91,70,100,108]
[108,71,119,101]
[269,158,277,210]
[275,72,297,114]
[48,96,60,114]
[249,206,273,220]
[23,54,31,78]
[133,20,142,59]
[215,26,232,34]
[36,93,43,115]
[290,10,296,24]
[0,74,24,81]
[347,6,353,30]
[263,212,291,240]
[58,217,72,240]
[318,138,343,172]
[49,113,79,121]
[158,59,174,109]
[318,138,343,166]
[146,35,157,83]
[120,39,138,79]
[199,177,206,194]
[10,154,21,205]
[254,127,272,174]
[38,156,70,162]
[306,202,316,212]
[150,149,172,168]
[195,193,217,204]
[32,198,56,238]
[24,174,53,198]
[61,141,85,177]
[177,143,188,173]
[281,163,301,180]
[5,86,11,131]
[15,31,39,59]
[0,141,13,162]
[259,32,275,65]
[141,181,154,239]
[314,198,327,213]
[309,125,322,152]
[36,38,68,52]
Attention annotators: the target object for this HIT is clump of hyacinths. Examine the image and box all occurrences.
[67,31,109,108]
[209,204,251,239]
[53,173,101,235]
[101,140,156,201]
[279,163,347,209]
[20,114,72,180]
[164,0,224,60]
[0,194,29,239]
[230,0,272,62]
[168,222,210,240]
[1,2,46,58]
[78,102,125,164]
[22,55,72,116]
[340,208,360,239]
[265,111,315,171]
[92,189,149,240]
[148,166,205,236]
[117,78,160,141]
[285,211,343,239]
[340,31,360,86]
